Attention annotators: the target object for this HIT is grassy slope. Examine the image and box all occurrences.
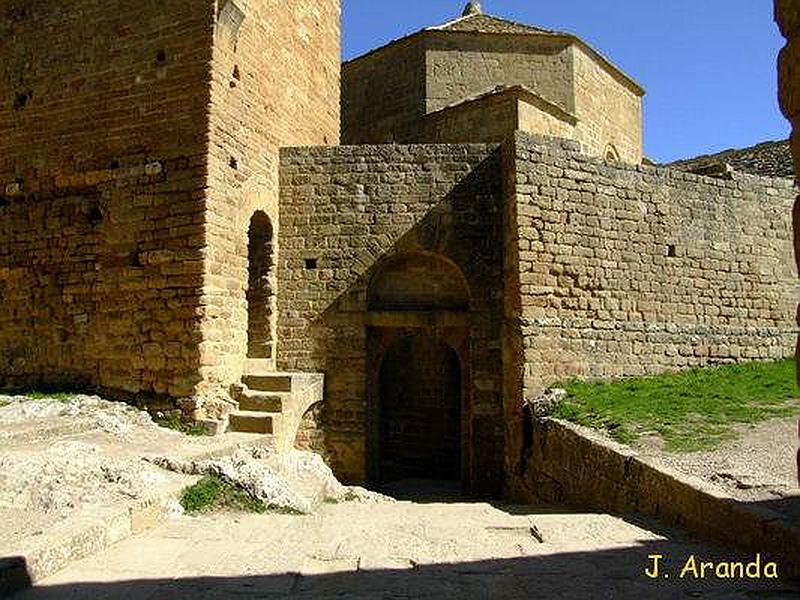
[554,359,799,451]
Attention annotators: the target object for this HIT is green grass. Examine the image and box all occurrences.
[180,476,268,514]
[154,413,210,437]
[553,358,799,452]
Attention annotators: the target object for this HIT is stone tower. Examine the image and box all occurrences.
[342,3,645,163]
[0,0,341,406]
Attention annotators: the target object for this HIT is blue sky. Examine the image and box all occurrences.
[342,1,789,163]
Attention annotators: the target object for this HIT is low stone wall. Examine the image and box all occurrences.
[516,418,800,579]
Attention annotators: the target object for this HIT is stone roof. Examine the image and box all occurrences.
[429,13,554,36]
[668,140,794,179]
[344,10,644,97]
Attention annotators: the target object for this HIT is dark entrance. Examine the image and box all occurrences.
[247,211,274,359]
[378,334,462,482]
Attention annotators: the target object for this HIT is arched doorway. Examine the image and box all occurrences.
[378,334,462,483]
[366,251,471,487]
[247,211,274,359]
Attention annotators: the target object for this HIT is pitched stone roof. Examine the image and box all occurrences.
[668,140,794,179]
[429,13,555,36]
[345,10,644,96]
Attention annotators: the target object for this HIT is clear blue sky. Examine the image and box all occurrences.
[342,1,789,163]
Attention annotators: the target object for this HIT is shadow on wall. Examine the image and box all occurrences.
[293,151,506,495]
[6,539,800,600]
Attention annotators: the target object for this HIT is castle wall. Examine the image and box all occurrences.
[571,45,643,164]
[278,144,506,495]
[425,33,574,116]
[200,0,341,396]
[0,1,216,397]
[341,40,426,144]
[504,134,797,472]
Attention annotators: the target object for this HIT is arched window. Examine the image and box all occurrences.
[247,211,274,359]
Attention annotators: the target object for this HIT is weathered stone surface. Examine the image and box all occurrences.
[0,0,341,408]
[150,448,389,514]
[278,134,796,492]
[775,0,800,485]
[506,132,796,393]
[528,388,567,418]
[278,143,506,493]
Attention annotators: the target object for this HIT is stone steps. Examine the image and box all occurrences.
[242,373,293,393]
[229,410,281,435]
[246,357,274,375]
[230,373,291,437]
[229,370,324,453]
[238,390,285,413]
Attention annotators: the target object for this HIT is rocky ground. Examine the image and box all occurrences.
[0,394,379,579]
[3,394,799,598]
[0,395,191,548]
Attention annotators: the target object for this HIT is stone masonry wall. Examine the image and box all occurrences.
[504,134,797,467]
[571,45,643,164]
[341,39,425,145]
[422,93,519,144]
[0,1,216,397]
[200,0,341,397]
[278,144,505,495]
[425,33,574,116]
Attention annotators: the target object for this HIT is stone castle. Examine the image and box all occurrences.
[0,1,797,496]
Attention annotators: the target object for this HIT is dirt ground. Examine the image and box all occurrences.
[635,416,800,522]
[14,489,800,599]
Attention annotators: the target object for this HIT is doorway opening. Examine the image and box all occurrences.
[247,211,274,359]
[378,334,462,483]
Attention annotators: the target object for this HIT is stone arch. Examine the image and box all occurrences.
[377,334,462,483]
[605,144,621,162]
[367,251,470,312]
[247,211,274,359]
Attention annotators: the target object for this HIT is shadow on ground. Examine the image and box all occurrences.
[6,540,799,600]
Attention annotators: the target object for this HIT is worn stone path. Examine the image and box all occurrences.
[14,492,799,599]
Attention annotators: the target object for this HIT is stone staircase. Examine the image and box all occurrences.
[229,359,323,453]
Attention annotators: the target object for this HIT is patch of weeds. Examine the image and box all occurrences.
[554,358,799,452]
[24,391,75,402]
[323,489,361,504]
[154,412,210,437]
[180,475,267,514]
